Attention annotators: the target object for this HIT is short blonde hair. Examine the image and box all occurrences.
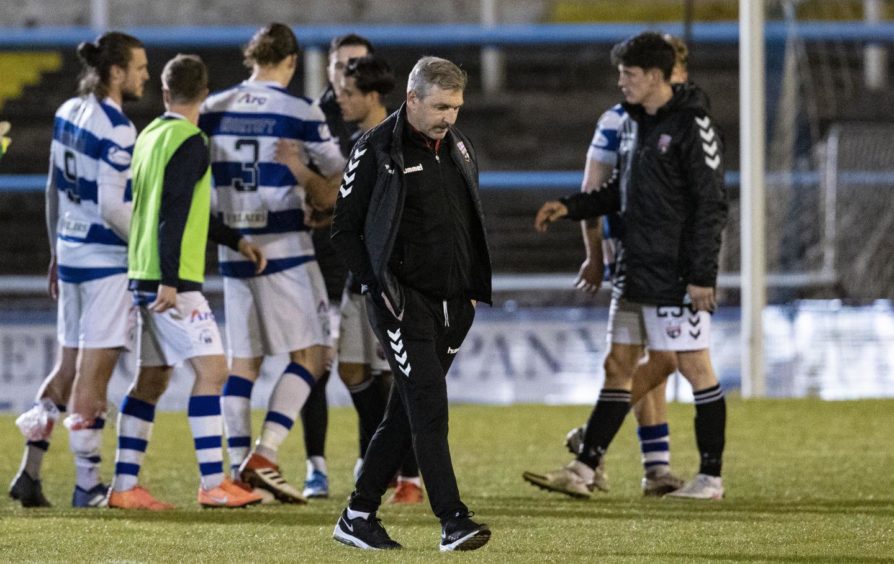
[662,34,689,70]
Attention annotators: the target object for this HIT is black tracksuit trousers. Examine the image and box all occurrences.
[348,287,475,522]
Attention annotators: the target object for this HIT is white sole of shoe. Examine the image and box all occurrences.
[521,471,591,500]
[243,469,306,504]
[440,528,492,552]
[332,523,400,550]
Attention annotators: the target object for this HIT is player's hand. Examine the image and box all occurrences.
[47,255,59,300]
[274,139,306,174]
[150,284,178,313]
[574,258,603,294]
[238,239,267,274]
[687,284,716,313]
[534,201,568,232]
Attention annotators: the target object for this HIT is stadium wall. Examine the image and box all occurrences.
[1,0,546,27]
[2,303,893,414]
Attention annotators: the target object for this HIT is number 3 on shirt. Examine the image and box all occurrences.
[233,138,259,192]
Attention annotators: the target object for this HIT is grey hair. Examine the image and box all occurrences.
[406,56,467,98]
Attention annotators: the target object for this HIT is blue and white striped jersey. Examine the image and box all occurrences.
[49,94,134,283]
[200,80,346,277]
[585,103,626,281]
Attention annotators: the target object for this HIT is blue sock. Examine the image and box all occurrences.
[638,423,671,476]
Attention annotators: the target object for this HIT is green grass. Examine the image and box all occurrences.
[2,399,894,562]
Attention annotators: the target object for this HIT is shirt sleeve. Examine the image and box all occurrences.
[208,213,242,251]
[302,103,348,177]
[45,151,59,253]
[560,169,622,220]
[158,134,209,287]
[97,123,135,240]
[680,111,728,287]
[330,140,378,288]
[586,106,625,166]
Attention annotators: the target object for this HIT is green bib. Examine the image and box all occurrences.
[128,117,211,285]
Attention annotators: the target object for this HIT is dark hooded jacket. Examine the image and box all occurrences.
[330,104,493,320]
[561,83,728,305]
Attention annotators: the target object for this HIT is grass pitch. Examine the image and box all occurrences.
[2,398,893,562]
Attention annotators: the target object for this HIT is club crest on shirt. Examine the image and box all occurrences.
[657,134,672,154]
[666,322,681,339]
[456,141,471,162]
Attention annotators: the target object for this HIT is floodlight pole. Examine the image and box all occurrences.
[739,0,767,398]
[304,47,326,100]
[864,0,888,90]
[481,0,505,96]
[90,0,109,30]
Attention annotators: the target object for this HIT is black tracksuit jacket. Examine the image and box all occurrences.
[560,83,728,305]
[330,104,493,319]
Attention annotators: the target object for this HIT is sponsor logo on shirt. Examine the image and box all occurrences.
[224,210,268,229]
[106,145,132,167]
[404,163,424,174]
[60,215,90,238]
[235,93,267,108]
[190,309,215,323]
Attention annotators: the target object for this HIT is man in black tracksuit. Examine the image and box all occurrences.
[330,56,492,552]
[526,32,729,501]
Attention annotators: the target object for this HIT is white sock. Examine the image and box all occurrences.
[308,455,327,475]
[398,475,421,487]
[256,362,314,463]
[69,417,105,490]
[221,375,254,476]
[347,507,370,521]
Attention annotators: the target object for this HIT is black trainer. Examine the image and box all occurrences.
[440,512,491,552]
[9,471,52,508]
[332,509,402,550]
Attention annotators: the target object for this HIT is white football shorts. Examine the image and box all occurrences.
[338,291,389,371]
[607,296,712,352]
[57,273,133,350]
[223,262,331,359]
[137,291,224,367]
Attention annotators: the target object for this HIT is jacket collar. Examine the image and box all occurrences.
[390,103,462,172]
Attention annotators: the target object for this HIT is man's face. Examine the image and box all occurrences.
[406,85,463,140]
[121,47,149,102]
[327,44,369,94]
[617,64,661,106]
[336,75,373,123]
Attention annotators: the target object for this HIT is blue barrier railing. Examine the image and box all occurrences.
[1,22,893,48]
[2,171,892,193]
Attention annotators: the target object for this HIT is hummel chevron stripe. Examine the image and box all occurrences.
[339,147,367,198]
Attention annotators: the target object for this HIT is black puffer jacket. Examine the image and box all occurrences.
[330,104,493,319]
[561,83,728,305]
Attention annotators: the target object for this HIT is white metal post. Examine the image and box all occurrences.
[822,126,840,277]
[739,0,767,398]
[304,46,326,100]
[90,0,109,30]
[481,0,505,96]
